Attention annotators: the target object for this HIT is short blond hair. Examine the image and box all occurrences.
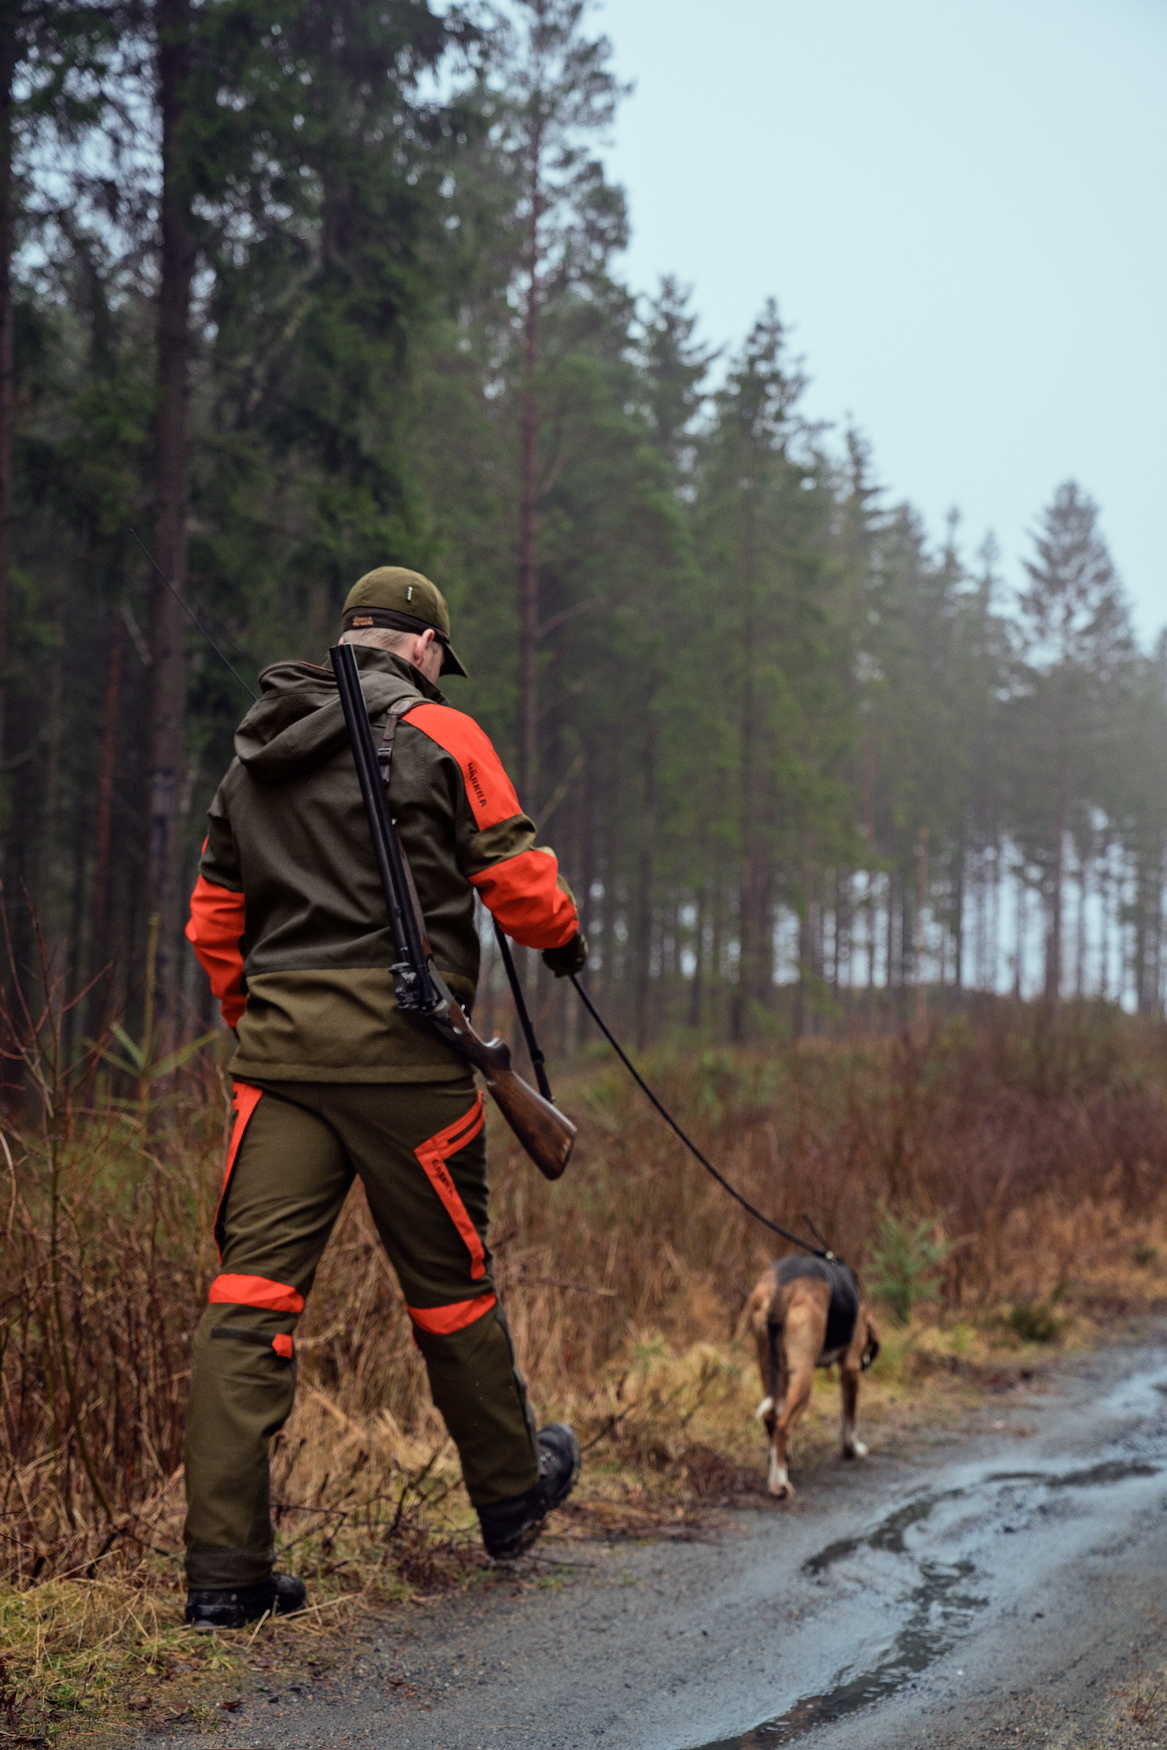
[339,627,415,655]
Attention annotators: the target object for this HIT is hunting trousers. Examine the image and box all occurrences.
[183,1077,539,1589]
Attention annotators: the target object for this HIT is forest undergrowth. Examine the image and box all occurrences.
[4,995,1167,1742]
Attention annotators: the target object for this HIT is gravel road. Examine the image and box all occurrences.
[156,1335,1167,1750]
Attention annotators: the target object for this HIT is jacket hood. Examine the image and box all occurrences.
[236,647,448,782]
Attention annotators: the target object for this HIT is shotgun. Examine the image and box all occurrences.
[330,642,576,1181]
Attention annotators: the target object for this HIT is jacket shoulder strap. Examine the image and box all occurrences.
[376,693,422,785]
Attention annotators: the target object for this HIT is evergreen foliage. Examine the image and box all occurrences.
[2,0,1164,1054]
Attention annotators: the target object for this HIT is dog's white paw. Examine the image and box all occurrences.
[842,1438,868,1460]
[756,1396,774,1421]
[767,1453,793,1499]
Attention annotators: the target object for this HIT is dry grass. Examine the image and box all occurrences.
[4,995,1167,1741]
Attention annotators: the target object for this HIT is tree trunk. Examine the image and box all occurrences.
[1099,856,1111,1000]
[733,461,759,1042]
[599,801,616,1013]
[952,830,965,991]
[562,764,590,1059]
[688,883,705,1030]
[900,863,913,1022]
[863,721,875,847]
[886,866,897,995]
[90,608,123,963]
[41,601,65,921]
[1075,849,1089,999]
[1152,858,1165,1017]
[710,883,723,1038]
[516,133,542,810]
[991,845,1001,994]
[61,791,89,1064]
[0,3,15,870]
[0,3,14,1036]
[793,895,812,1041]
[915,827,929,1028]
[634,708,656,1049]
[0,35,22,1108]
[1014,874,1026,1000]
[150,0,196,1026]
[1045,790,1065,1003]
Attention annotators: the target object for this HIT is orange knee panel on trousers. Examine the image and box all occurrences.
[208,1273,304,1313]
[407,1293,497,1335]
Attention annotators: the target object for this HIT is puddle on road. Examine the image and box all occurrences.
[686,1455,1162,1750]
[802,1491,961,1576]
[693,1559,986,1748]
[1048,1459,1160,1489]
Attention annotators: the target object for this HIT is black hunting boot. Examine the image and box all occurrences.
[478,1423,581,1561]
[185,1572,307,1633]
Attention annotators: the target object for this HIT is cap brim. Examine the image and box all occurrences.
[441,641,469,679]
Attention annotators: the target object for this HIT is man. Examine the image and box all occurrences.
[182,565,587,1632]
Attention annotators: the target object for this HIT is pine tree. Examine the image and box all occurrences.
[1015,481,1133,1002]
[486,0,627,806]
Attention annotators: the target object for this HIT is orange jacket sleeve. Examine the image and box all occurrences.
[469,846,578,949]
[403,702,579,951]
[185,871,247,1027]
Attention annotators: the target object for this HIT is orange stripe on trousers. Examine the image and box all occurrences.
[208,1273,305,1313]
[407,1293,496,1335]
[413,1093,488,1280]
[213,1082,264,1261]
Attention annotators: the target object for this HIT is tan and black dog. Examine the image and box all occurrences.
[746,1255,880,1499]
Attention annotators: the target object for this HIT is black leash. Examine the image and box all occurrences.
[492,924,554,1102]
[569,975,832,1259]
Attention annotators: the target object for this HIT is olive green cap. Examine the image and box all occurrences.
[341,566,467,678]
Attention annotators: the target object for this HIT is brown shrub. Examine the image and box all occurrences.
[4,991,1167,1584]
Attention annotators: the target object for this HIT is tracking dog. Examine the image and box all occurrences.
[746,1255,880,1500]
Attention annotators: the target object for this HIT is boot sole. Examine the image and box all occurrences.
[485,1428,582,1560]
[186,1605,303,1633]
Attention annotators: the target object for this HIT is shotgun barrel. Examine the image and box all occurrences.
[330,643,576,1181]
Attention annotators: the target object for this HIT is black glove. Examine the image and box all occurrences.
[542,931,588,978]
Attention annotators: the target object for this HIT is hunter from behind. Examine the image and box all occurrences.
[182,565,588,1632]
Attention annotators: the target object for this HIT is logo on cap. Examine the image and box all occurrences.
[351,615,374,627]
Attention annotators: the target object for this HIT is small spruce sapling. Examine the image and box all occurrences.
[868,1205,953,1326]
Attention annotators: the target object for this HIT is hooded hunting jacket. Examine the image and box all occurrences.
[186,647,579,1082]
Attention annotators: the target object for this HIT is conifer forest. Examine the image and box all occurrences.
[3,0,1165,1060]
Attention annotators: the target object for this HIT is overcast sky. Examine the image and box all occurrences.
[596,0,1166,647]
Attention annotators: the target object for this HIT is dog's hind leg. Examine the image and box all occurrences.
[768,1300,821,1500]
[839,1306,877,1458]
[840,1359,867,1458]
[748,1274,779,1423]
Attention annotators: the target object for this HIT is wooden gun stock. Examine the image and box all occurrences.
[431,1000,576,1181]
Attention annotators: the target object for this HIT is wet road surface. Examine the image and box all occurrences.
[162,1337,1167,1749]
